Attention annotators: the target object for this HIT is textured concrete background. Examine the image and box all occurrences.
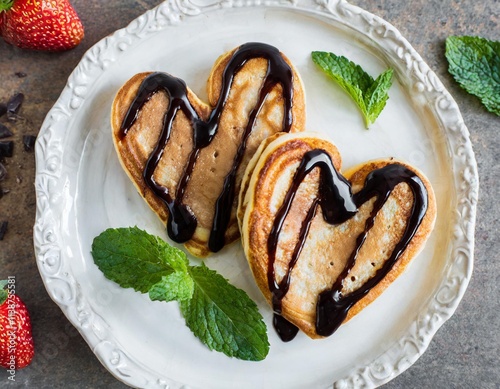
[0,0,498,387]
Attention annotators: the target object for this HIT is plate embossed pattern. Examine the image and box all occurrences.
[34,0,478,388]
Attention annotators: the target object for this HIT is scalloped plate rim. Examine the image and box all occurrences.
[33,0,478,388]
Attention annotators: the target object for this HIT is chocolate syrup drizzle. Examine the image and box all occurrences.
[119,42,294,251]
[268,150,428,341]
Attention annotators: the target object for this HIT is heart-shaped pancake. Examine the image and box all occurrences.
[238,132,436,340]
[111,43,306,257]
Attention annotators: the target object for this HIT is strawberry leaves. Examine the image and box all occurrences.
[0,1,14,12]
[0,280,8,305]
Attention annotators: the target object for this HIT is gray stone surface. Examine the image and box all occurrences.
[0,0,497,387]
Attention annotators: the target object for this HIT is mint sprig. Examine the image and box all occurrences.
[445,36,500,115]
[91,226,191,295]
[180,264,269,361]
[91,227,269,361]
[311,51,394,128]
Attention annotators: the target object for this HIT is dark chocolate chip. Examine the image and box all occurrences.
[0,141,14,158]
[15,72,27,78]
[23,135,37,152]
[7,93,24,120]
[0,124,13,139]
[0,221,7,240]
[0,103,7,118]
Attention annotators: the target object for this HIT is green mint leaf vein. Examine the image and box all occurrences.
[445,36,500,115]
[149,272,194,302]
[311,51,394,127]
[91,227,268,361]
[180,264,269,361]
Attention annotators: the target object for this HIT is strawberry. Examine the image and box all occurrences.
[0,0,84,51]
[0,280,34,369]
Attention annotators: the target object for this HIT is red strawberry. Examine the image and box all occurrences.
[0,0,84,51]
[0,280,34,369]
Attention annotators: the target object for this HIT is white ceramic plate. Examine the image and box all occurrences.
[34,0,478,387]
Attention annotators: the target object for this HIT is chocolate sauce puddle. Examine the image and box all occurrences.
[119,42,294,251]
[268,149,428,341]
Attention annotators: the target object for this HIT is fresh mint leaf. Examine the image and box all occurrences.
[180,263,269,361]
[92,227,269,361]
[445,36,500,115]
[91,226,191,295]
[149,272,194,302]
[365,69,394,125]
[311,51,393,127]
